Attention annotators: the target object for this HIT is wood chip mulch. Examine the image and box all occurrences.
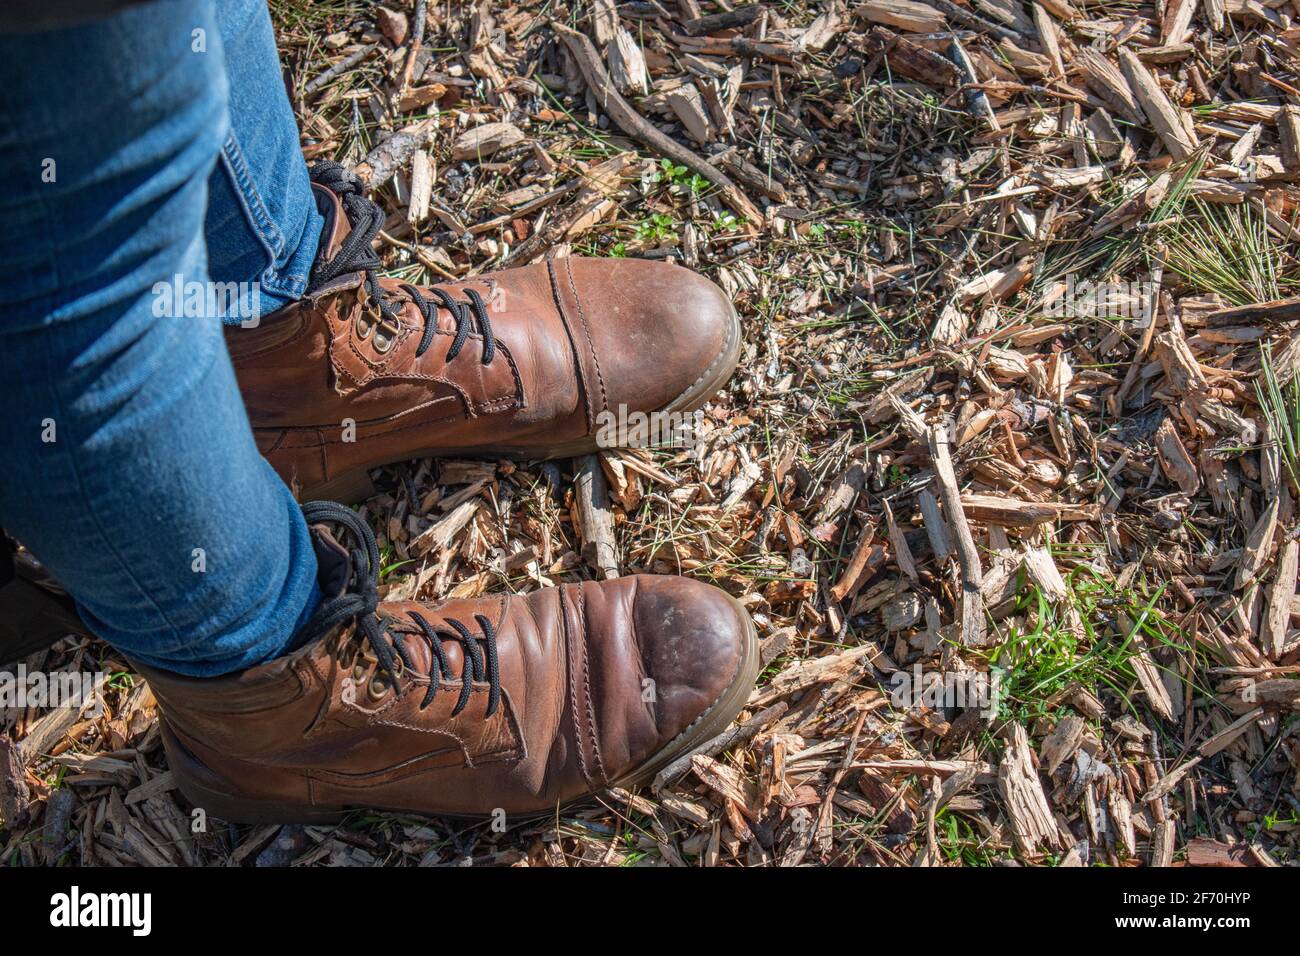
[4,0,1300,867]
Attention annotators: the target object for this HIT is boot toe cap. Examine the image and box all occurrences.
[568,257,739,418]
[631,576,750,737]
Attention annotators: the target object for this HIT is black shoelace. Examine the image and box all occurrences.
[307,161,496,365]
[298,500,501,717]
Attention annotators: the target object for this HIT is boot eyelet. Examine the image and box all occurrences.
[368,676,389,699]
[373,327,396,354]
[352,663,367,683]
[354,313,374,340]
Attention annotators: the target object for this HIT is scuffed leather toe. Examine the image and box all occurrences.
[570,574,753,786]
[628,575,748,744]
[567,257,738,415]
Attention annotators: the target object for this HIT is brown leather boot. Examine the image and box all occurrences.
[131,502,758,823]
[228,162,741,503]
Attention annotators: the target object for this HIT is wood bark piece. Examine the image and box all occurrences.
[552,21,761,225]
[409,500,478,557]
[1154,417,1199,495]
[681,4,763,36]
[1154,326,1207,394]
[1109,788,1136,856]
[1118,48,1197,160]
[1263,539,1298,658]
[1206,294,1300,326]
[396,83,447,113]
[608,27,650,96]
[1131,640,1176,721]
[1041,714,1085,775]
[0,736,30,826]
[452,122,525,162]
[690,754,759,819]
[1077,48,1142,125]
[1199,707,1264,757]
[917,487,953,561]
[398,0,427,91]
[950,37,1000,133]
[997,723,1061,855]
[958,495,1100,526]
[928,0,1025,41]
[375,6,409,47]
[980,0,1035,33]
[750,643,886,707]
[854,758,995,783]
[816,711,869,856]
[42,787,77,864]
[1037,0,1078,16]
[1151,818,1176,866]
[1252,678,1300,707]
[1023,545,1068,602]
[862,26,963,88]
[928,421,986,646]
[882,499,918,582]
[797,4,847,53]
[407,149,433,226]
[18,705,80,763]
[1237,496,1279,589]
[1032,3,1064,77]
[1160,0,1196,45]
[575,454,618,579]
[715,148,789,202]
[1141,755,1200,803]
[1086,108,1124,158]
[859,0,947,32]
[590,0,618,46]
[886,391,929,439]
[496,154,630,262]
[1186,838,1259,867]
[667,83,714,144]
[1278,106,1300,175]
[830,523,887,602]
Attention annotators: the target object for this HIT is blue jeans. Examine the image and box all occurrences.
[0,0,324,676]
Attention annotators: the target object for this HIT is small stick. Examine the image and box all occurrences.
[551,21,762,226]
[304,43,377,99]
[929,0,1025,43]
[399,0,429,92]
[928,420,987,646]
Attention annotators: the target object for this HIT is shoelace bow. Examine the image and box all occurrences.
[298,501,501,717]
[307,161,496,365]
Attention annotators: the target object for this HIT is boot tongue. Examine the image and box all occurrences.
[308,523,353,599]
[311,183,355,266]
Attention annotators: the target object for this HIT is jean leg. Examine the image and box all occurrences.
[0,0,319,677]
[205,0,324,323]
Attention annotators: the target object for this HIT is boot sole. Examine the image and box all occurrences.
[164,594,760,828]
[301,300,743,505]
